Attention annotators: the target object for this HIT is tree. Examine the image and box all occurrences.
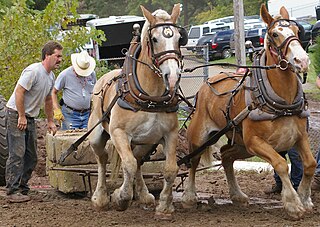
[0,0,105,99]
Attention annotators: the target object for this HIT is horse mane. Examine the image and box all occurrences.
[141,9,172,49]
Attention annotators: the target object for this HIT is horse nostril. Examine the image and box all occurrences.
[293,57,301,65]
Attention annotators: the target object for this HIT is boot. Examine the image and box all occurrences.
[264,184,282,194]
[311,174,320,191]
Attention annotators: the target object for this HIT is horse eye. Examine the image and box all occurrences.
[272,33,278,38]
[152,37,158,43]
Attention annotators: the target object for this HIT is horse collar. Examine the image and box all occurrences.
[245,50,309,120]
[117,36,180,113]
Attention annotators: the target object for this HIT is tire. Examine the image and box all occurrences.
[0,95,8,186]
[222,48,231,59]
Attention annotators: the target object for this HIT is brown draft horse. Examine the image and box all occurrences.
[88,4,184,219]
[181,4,316,220]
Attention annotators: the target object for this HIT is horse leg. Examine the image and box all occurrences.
[155,133,179,219]
[133,146,155,209]
[245,136,305,219]
[89,126,110,209]
[295,137,316,211]
[110,130,136,211]
[181,152,201,208]
[221,144,252,206]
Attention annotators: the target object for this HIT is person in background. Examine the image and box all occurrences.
[5,41,63,203]
[52,50,96,130]
[312,74,320,191]
[265,148,303,194]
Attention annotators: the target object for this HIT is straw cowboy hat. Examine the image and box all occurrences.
[71,50,96,77]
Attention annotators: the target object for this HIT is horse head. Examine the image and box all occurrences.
[260,4,310,73]
[140,4,185,93]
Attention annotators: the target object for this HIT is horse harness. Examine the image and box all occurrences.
[59,23,186,164]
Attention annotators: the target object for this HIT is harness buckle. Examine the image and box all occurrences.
[278,59,289,71]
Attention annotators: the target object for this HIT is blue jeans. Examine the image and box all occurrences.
[274,147,303,190]
[61,104,90,130]
[315,147,320,176]
[5,110,37,195]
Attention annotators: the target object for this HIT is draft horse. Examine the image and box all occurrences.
[181,4,316,219]
[88,4,186,219]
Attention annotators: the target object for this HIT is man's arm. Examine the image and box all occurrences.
[44,94,57,135]
[15,85,27,131]
[52,87,61,110]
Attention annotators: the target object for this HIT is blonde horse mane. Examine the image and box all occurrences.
[141,9,172,48]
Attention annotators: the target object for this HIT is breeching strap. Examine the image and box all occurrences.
[58,91,121,164]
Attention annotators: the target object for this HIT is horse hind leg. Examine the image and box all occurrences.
[221,144,252,206]
[133,145,156,209]
[90,127,110,210]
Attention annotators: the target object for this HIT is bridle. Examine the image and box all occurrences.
[146,23,184,75]
[266,19,301,71]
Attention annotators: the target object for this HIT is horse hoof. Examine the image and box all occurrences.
[286,206,305,220]
[154,212,173,220]
[111,191,131,211]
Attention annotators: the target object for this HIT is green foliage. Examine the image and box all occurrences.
[194,0,264,25]
[0,0,105,100]
[311,37,320,77]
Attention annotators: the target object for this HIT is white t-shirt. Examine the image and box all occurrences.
[7,62,55,117]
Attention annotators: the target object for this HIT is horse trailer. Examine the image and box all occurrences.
[86,15,145,64]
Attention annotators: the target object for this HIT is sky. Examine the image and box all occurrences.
[268,0,320,18]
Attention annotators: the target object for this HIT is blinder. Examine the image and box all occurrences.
[178,27,188,46]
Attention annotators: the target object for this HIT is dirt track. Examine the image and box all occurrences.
[0,170,320,227]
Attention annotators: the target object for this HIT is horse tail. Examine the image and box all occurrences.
[107,141,122,181]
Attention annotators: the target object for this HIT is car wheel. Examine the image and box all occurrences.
[0,95,8,186]
[222,48,231,59]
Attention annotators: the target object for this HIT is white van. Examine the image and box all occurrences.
[187,23,231,47]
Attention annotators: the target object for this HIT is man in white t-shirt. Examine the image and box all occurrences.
[52,50,96,130]
[6,41,63,202]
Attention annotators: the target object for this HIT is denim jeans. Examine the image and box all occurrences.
[274,147,303,190]
[5,110,37,195]
[315,147,320,176]
[61,104,90,130]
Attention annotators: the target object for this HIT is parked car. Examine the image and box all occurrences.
[195,29,234,60]
[296,20,313,51]
[229,28,266,61]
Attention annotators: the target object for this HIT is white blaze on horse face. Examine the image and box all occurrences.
[275,26,310,73]
[154,26,181,90]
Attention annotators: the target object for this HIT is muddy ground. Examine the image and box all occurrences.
[0,97,319,226]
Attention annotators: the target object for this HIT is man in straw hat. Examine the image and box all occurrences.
[52,50,96,130]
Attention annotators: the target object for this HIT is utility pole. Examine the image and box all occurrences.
[233,0,246,66]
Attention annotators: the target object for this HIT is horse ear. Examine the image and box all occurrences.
[171,3,181,24]
[279,6,289,19]
[140,5,155,25]
[260,3,274,26]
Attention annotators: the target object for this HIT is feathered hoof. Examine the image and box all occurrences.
[111,189,132,211]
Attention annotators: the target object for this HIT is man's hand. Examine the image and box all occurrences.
[54,108,64,121]
[17,115,27,131]
[47,120,57,135]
